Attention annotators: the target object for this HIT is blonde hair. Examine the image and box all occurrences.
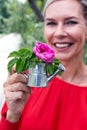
[43,0,57,15]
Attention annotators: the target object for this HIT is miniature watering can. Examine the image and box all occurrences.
[24,63,65,87]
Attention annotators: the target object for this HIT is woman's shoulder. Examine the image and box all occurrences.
[50,75,87,89]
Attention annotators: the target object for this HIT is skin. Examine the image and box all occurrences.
[44,0,87,85]
[3,68,31,122]
[3,0,87,123]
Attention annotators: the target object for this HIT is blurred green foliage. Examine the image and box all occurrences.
[0,0,87,64]
[1,0,46,48]
[83,44,87,64]
[0,0,10,33]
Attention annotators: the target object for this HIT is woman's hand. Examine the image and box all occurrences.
[3,68,31,122]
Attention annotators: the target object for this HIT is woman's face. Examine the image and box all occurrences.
[44,0,87,62]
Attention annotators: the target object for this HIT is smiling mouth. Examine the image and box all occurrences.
[55,43,73,48]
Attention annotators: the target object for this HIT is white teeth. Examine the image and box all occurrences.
[55,43,69,48]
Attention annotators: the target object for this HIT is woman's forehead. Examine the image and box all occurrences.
[44,0,79,15]
[45,0,86,23]
[44,0,80,10]
[45,0,82,15]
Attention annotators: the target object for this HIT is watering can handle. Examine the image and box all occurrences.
[47,64,65,82]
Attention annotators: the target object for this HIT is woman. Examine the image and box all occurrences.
[0,0,87,129]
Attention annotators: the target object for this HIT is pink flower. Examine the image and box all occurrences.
[33,41,55,63]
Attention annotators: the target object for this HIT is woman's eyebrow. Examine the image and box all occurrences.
[65,16,79,20]
[45,18,55,21]
[45,17,79,20]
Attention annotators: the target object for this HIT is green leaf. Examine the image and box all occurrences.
[54,58,61,64]
[7,58,18,74]
[8,51,20,58]
[29,53,35,60]
[16,58,26,73]
[23,59,30,71]
[18,48,32,58]
[45,63,54,75]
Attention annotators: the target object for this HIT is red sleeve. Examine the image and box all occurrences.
[0,102,19,130]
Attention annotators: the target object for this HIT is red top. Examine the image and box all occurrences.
[0,77,87,130]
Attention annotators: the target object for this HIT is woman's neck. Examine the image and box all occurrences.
[60,59,87,86]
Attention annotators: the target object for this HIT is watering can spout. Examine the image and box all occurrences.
[47,64,65,82]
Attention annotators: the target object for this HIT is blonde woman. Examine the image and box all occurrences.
[0,0,87,130]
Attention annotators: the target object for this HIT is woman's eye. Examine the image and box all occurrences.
[46,22,56,26]
[66,21,78,25]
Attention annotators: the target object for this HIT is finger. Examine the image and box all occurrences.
[7,73,28,84]
[4,82,31,93]
[7,66,16,78]
[12,66,16,74]
[5,91,29,101]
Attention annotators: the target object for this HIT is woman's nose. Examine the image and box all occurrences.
[54,24,67,38]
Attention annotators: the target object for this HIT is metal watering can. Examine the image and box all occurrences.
[24,63,65,87]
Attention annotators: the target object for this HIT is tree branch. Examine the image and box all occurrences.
[28,0,44,21]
